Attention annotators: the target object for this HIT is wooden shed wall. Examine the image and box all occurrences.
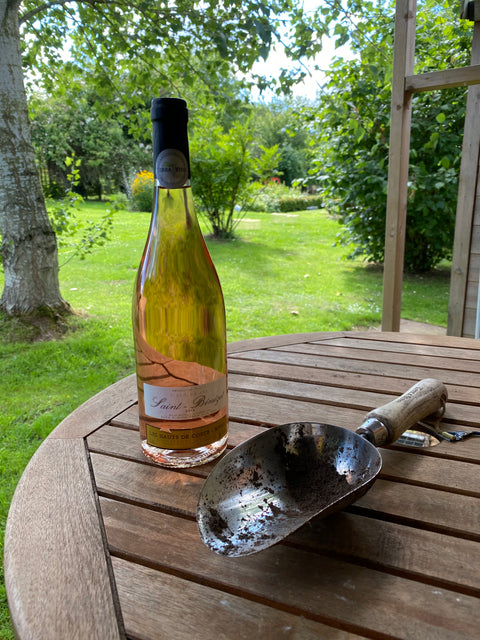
[462,166,480,337]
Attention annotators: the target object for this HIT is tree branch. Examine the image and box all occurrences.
[20,0,72,25]
[19,0,124,26]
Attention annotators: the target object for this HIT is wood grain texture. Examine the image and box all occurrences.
[336,331,480,351]
[112,556,367,640]
[405,63,480,92]
[382,0,416,331]
[91,449,480,541]
[228,351,480,404]
[5,439,124,640]
[101,498,480,640]
[227,331,346,353]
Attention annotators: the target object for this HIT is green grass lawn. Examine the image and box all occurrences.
[0,202,450,638]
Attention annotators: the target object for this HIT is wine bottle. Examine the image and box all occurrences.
[132,97,228,468]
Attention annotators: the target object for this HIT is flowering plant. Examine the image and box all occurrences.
[131,171,154,212]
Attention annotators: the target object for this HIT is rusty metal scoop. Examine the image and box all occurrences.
[197,379,447,557]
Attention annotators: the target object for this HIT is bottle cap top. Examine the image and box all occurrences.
[151,98,188,123]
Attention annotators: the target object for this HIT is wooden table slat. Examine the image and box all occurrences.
[228,350,480,403]
[4,439,124,640]
[273,343,480,375]
[316,336,480,360]
[338,331,480,350]
[90,419,480,469]
[228,388,480,435]
[228,373,480,426]
[91,447,480,542]
[227,331,348,354]
[90,434,480,503]
[294,511,480,594]
[231,347,480,388]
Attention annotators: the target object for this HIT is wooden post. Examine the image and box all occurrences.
[382,0,417,332]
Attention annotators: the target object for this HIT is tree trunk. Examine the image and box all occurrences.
[0,0,70,316]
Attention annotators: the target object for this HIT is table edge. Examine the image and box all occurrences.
[4,438,125,640]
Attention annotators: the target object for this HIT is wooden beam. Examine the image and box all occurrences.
[406,64,480,93]
[382,0,417,332]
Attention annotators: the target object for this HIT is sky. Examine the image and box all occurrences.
[249,34,353,101]
[246,0,356,101]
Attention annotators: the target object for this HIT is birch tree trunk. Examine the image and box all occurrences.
[0,0,70,317]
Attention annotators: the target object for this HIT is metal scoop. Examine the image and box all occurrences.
[197,378,447,557]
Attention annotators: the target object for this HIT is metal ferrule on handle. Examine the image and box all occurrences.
[356,417,390,445]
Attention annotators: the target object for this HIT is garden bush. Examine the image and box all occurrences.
[277,194,322,212]
[249,182,322,213]
[130,170,154,212]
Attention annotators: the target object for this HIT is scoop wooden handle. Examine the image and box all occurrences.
[361,378,448,446]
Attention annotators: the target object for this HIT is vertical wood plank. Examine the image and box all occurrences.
[382,0,417,332]
[448,21,480,336]
[4,438,125,640]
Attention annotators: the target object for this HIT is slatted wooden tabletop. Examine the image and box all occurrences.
[5,331,480,639]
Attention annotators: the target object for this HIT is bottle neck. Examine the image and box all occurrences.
[150,98,196,229]
[151,129,195,228]
[151,100,191,189]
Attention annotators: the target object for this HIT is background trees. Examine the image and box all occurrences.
[0,0,328,318]
[253,100,313,187]
[30,87,149,199]
[1,0,475,326]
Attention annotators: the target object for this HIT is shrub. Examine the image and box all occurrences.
[307,1,470,272]
[131,171,154,212]
[108,192,129,211]
[249,182,322,213]
[277,194,322,212]
[190,115,281,238]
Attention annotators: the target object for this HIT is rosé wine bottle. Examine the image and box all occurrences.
[132,98,228,468]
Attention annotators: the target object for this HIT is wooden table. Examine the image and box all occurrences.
[5,331,480,639]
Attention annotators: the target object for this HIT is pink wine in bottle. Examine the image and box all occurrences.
[132,97,228,467]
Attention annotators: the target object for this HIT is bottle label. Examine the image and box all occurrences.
[155,149,188,188]
[144,376,227,420]
[146,415,228,450]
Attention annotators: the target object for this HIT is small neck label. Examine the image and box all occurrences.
[155,149,188,188]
